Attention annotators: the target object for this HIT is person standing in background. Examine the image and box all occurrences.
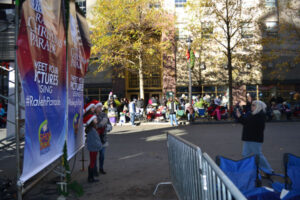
[129,99,136,126]
[167,98,178,127]
[107,103,117,126]
[93,100,111,175]
[236,100,274,175]
[84,114,102,183]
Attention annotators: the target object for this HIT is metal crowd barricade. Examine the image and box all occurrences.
[202,152,247,200]
[154,133,247,200]
[153,133,205,200]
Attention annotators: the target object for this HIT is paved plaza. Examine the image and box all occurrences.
[1,122,300,199]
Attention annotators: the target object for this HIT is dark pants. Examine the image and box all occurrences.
[99,147,106,170]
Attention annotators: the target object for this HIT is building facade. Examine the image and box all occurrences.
[168,0,300,104]
[79,0,300,104]
[0,2,15,101]
[1,0,300,104]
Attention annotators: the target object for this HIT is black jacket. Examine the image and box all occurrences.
[238,111,266,143]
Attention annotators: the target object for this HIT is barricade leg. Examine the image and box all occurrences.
[153,181,172,196]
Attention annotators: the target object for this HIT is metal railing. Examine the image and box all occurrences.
[154,133,205,200]
[202,153,247,200]
[154,133,247,200]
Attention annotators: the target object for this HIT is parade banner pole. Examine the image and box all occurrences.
[14,0,22,199]
[65,0,69,148]
[62,0,70,194]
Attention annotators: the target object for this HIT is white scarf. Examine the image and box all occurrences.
[252,100,267,115]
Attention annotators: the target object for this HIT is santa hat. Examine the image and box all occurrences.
[91,100,103,108]
[84,102,95,113]
[83,114,96,126]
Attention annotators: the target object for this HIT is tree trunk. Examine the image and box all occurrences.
[138,50,144,99]
[226,0,233,112]
[228,50,233,112]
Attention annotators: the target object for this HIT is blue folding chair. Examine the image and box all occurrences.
[198,108,206,117]
[272,153,300,200]
[216,155,280,200]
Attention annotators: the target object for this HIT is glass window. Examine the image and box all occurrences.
[175,0,187,7]
[265,0,276,7]
[75,0,86,14]
[241,23,253,38]
[128,65,161,89]
[176,86,188,93]
[242,0,255,7]
[217,86,227,92]
[129,72,139,88]
[204,86,215,92]
[201,22,213,38]
[265,21,278,36]
[192,87,202,92]
[246,85,256,91]
[84,87,112,102]
[175,27,187,40]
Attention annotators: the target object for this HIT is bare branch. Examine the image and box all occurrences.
[216,21,228,35]
[212,3,227,24]
[214,37,227,49]
[230,27,240,38]
[230,35,243,51]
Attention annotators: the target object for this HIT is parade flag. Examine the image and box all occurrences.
[186,49,195,69]
[67,1,91,159]
[17,0,66,183]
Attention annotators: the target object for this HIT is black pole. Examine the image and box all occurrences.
[14,0,22,199]
[188,57,192,105]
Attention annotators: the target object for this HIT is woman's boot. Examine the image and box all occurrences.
[88,167,93,183]
[93,166,99,177]
[90,167,99,182]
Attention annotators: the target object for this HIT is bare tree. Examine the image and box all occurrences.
[186,0,262,109]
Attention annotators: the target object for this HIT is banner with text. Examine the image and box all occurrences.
[17,0,66,183]
[67,1,91,160]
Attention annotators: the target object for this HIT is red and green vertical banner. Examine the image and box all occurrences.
[67,0,91,159]
[17,0,67,183]
[186,49,195,69]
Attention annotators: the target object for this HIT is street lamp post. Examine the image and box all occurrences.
[186,37,193,105]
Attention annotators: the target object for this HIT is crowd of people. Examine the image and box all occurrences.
[86,92,300,129]
[95,93,231,126]
[233,93,300,122]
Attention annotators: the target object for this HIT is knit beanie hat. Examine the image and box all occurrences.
[83,114,96,126]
